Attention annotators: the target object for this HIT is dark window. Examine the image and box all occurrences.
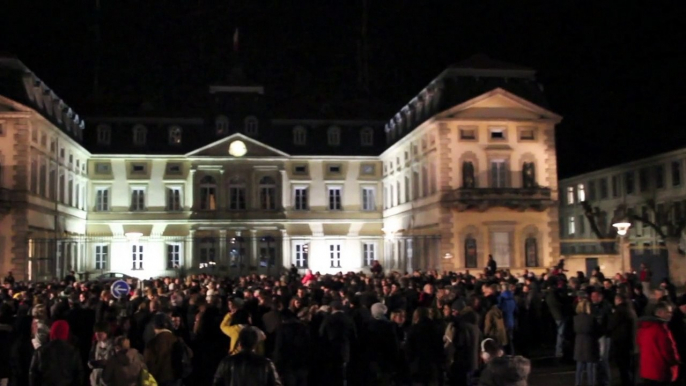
[599,178,608,199]
[328,165,341,174]
[673,161,682,187]
[625,172,635,194]
[588,180,596,201]
[611,175,620,197]
[655,165,665,189]
[639,169,649,192]
[578,215,585,234]
[465,236,477,268]
[460,129,476,140]
[294,165,307,174]
[525,237,538,267]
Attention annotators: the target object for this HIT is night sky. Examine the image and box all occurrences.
[2,1,685,178]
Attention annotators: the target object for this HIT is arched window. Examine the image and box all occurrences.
[293,126,307,145]
[132,124,147,146]
[327,126,341,146]
[96,124,111,145]
[522,162,536,188]
[360,127,374,146]
[465,235,477,268]
[244,116,258,136]
[168,126,182,145]
[525,236,538,267]
[199,237,216,268]
[199,176,217,210]
[259,176,277,210]
[229,177,246,210]
[462,161,475,188]
[215,115,229,135]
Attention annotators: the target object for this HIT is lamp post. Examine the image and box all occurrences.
[612,221,631,274]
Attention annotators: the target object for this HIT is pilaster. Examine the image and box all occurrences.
[280,229,291,268]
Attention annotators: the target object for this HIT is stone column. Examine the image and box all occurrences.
[186,229,195,269]
[281,229,290,270]
[250,229,259,269]
[219,229,227,267]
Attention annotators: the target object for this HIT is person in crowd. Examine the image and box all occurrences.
[609,294,637,386]
[446,299,480,386]
[498,283,518,355]
[101,336,146,386]
[273,309,310,386]
[477,338,531,386]
[29,320,84,386]
[406,307,444,385]
[144,313,181,386]
[3,272,14,286]
[669,297,686,386]
[89,322,116,386]
[574,299,600,386]
[484,295,508,349]
[486,255,497,277]
[639,263,652,296]
[0,304,12,386]
[319,300,356,386]
[213,327,281,386]
[637,301,680,386]
[366,302,399,385]
[590,289,612,386]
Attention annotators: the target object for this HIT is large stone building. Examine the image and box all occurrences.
[0,54,562,280]
[559,148,686,285]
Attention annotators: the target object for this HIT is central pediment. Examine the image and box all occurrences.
[186,133,290,158]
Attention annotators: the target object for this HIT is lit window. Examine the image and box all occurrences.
[360,127,374,146]
[568,217,576,235]
[577,184,586,202]
[294,242,309,268]
[130,188,146,211]
[328,126,341,146]
[167,243,181,269]
[259,176,277,210]
[95,245,108,270]
[199,176,217,210]
[330,244,342,268]
[132,124,147,146]
[168,126,182,145]
[293,126,307,145]
[362,187,375,211]
[566,186,575,205]
[363,243,376,266]
[244,116,258,136]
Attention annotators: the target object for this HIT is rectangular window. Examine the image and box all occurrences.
[294,187,308,210]
[459,127,476,140]
[578,215,586,234]
[95,245,108,270]
[587,181,596,201]
[655,165,665,189]
[30,157,38,194]
[294,242,308,268]
[363,243,375,266]
[362,187,375,211]
[567,186,575,205]
[293,165,308,175]
[328,187,342,210]
[167,244,181,269]
[199,185,216,210]
[625,172,635,194]
[639,168,649,192]
[361,164,375,175]
[60,148,65,159]
[489,127,506,140]
[490,160,508,188]
[95,163,111,174]
[412,171,420,199]
[166,163,182,175]
[328,165,341,174]
[611,175,619,197]
[599,178,608,199]
[131,188,145,211]
[167,187,182,211]
[131,164,146,174]
[330,244,341,268]
[568,216,575,235]
[260,185,276,210]
[95,187,109,211]
[31,128,38,142]
[229,187,246,210]
[518,127,536,140]
[673,161,682,187]
[657,203,666,224]
[132,244,144,270]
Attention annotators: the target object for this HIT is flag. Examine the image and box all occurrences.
[233,28,239,52]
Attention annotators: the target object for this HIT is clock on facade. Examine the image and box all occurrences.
[228,140,247,157]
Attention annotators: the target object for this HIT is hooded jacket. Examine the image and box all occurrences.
[29,321,84,386]
[478,355,531,386]
[498,290,517,330]
[102,348,146,386]
[484,306,508,347]
[637,316,680,382]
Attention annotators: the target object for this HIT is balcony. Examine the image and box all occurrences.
[444,187,554,212]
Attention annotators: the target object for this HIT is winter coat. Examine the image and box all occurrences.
[31,319,50,350]
[484,306,508,347]
[573,313,600,362]
[366,317,400,373]
[637,316,680,382]
[318,311,357,364]
[591,300,613,336]
[450,316,481,372]
[544,290,564,322]
[0,323,12,378]
[89,339,115,386]
[498,291,518,330]
[101,349,146,386]
[273,318,311,371]
[212,351,282,386]
[608,302,637,356]
[406,319,444,383]
[29,339,84,386]
[144,329,178,384]
[478,355,531,386]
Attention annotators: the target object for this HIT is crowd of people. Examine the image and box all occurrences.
[0,258,683,386]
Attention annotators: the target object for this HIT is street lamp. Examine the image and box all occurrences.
[613,220,631,273]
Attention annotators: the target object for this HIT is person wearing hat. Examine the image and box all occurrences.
[477,338,531,386]
[29,320,84,386]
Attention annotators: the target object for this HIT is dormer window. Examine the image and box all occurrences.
[244,116,258,136]
[97,124,111,145]
[215,115,229,135]
[360,127,374,146]
[293,126,307,145]
[489,127,507,140]
[328,126,341,146]
[168,126,182,145]
[132,124,147,146]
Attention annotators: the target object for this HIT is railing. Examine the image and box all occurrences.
[444,187,554,210]
[560,238,618,255]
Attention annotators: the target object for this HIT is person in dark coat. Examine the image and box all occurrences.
[273,310,311,386]
[0,305,13,385]
[213,327,281,386]
[448,301,481,386]
[366,303,400,385]
[669,297,686,386]
[406,307,444,385]
[545,285,566,358]
[29,320,84,386]
[144,313,181,386]
[10,315,33,386]
[486,255,497,277]
[477,338,531,386]
[574,299,600,386]
[318,301,356,386]
[609,294,637,386]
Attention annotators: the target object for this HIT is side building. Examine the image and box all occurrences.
[559,149,686,285]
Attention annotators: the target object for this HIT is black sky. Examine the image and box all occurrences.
[2,1,686,178]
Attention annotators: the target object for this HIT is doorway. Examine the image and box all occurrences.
[585,257,599,278]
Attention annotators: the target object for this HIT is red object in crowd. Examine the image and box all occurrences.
[640,270,649,282]
[50,320,70,341]
[637,318,680,382]
[301,272,315,285]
